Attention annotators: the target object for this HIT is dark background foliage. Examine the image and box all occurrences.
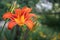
[0,0,60,40]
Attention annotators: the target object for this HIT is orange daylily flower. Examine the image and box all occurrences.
[3,6,36,30]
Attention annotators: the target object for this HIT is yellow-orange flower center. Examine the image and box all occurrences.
[14,15,25,26]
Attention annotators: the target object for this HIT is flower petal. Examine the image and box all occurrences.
[14,8,21,16]
[25,14,37,20]
[22,6,32,14]
[8,21,16,30]
[3,12,12,20]
[25,20,34,30]
[29,13,37,17]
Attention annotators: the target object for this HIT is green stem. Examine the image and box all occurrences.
[2,19,8,31]
[14,25,22,40]
[10,1,17,13]
[0,19,9,39]
[23,28,29,40]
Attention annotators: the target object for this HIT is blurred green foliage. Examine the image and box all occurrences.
[0,0,60,40]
